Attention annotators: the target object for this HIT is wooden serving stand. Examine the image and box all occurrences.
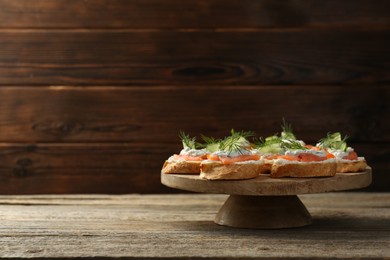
[161,168,372,229]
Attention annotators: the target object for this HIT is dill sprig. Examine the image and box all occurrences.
[219,129,254,154]
[254,135,280,148]
[200,134,219,145]
[281,118,296,140]
[255,135,283,154]
[280,139,307,150]
[199,134,220,152]
[256,120,303,154]
[219,136,246,154]
[253,137,265,148]
[179,131,198,149]
[230,129,256,139]
[318,132,348,151]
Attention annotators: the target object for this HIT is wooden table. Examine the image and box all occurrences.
[0,193,389,259]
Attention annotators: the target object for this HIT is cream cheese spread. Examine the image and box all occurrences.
[179,147,207,157]
[285,149,327,157]
[210,148,253,158]
[327,147,354,159]
[273,158,336,165]
[338,156,365,163]
[201,158,263,164]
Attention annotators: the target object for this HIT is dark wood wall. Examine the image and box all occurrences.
[0,0,389,194]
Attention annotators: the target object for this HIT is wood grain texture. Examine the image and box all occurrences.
[0,193,389,258]
[0,143,387,194]
[0,29,389,85]
[0,0,388,194]
[0,143,168,169]
[162,170,372,196]
[0,143,173,194]
[0,86,388,143]
[214,195,313,228]
[0,0,389,29]
[0,168,172,194]
[0,85,388,194]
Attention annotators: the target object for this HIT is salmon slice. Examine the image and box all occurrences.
[343,151,358,160]
[171,154,206,161]
[209,154,260,164]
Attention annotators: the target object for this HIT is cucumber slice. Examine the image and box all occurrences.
[206,143,219,153]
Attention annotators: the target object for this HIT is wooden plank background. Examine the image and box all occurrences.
[0,0,388,194]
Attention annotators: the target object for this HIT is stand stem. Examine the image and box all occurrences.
[214,195,312,229]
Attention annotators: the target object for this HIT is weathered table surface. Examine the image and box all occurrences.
[0,193,389,259]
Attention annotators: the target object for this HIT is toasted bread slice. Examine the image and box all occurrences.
[258,159,272,174]
[270,159,337,178]
[337,158,367,173]
[200,160,261,180]
[161,160,201,174]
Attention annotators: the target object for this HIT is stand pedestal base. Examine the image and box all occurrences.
[214,195,312,229]
[161,169,372,229]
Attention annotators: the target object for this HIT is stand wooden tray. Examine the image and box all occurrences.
[161,168,372,229]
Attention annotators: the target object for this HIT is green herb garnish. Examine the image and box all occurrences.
[230,129,255,140]
[281,118,296,140]
[280,139,307,150]
[318,132,348,151]
[219,129,254,154]
[179,131,198,149]
[256,120,304,154]
[254,135,278,147]
[200,134,220,153]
